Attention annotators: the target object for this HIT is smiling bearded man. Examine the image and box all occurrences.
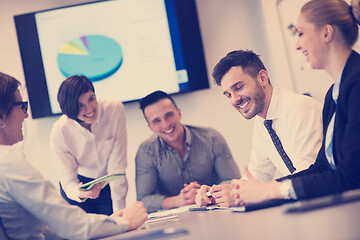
[195,49,324,208]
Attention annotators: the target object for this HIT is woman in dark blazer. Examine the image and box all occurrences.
[231,0,360,204]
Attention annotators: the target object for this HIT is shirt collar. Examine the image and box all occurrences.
[332,67,344,103]
[158,125,191,150]
[264,87,278,120]
[93,100,103,125]
[183,125,192,148]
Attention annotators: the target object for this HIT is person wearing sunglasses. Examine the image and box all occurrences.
[0,72,147,239]
[11,101,28,113]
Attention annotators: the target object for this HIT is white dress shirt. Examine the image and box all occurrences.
[0,145,129,240]
[247,88,323,182]
[50,99,128,212]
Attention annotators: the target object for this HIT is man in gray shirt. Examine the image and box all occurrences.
[135,91,240,212]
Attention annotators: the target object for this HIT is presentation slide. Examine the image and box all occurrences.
[35,0,182,114]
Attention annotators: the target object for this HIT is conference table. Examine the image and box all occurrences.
[101,193,360,240]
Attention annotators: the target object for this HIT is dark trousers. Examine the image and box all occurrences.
[60,175,113,216]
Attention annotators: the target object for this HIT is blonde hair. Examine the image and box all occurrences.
[301,0,360,46]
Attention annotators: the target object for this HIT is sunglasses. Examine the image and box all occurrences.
[12,101,28,113]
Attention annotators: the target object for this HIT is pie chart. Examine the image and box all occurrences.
[57,35,123,82]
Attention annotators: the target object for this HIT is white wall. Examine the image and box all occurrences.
[0,0,285,205]
[261,0,333,102]
[262,0,360,103]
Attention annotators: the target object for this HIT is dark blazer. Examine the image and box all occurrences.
[281,50,360,199]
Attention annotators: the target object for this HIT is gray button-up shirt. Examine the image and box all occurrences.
[135,125,240,212]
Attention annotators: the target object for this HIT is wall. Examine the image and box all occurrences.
[261,0,360,102]
[262,0,333,102]
[1,0,273,205]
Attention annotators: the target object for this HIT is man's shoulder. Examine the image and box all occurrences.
[136,135,163,161]
[279,88,322,110]
[139,134,160,149]
[185,125,222,138]
[185,125,226,145]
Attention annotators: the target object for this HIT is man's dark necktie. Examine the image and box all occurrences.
[264,119,296,173]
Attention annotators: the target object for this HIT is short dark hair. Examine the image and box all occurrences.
[139,90,177,120]
[212,50,268,86]
[0,72,21,117]
[57,75,95,121]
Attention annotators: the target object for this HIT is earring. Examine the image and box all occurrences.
[0,123,6,128]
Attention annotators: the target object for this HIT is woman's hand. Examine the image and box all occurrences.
[78,181,106,200]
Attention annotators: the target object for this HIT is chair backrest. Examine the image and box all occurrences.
[0,216,9,240]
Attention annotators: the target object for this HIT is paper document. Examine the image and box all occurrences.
[188,205,233,211]
[188,199,294,212]
[148,204,195,219]
[144,214,179,227]
[79,173,125,191]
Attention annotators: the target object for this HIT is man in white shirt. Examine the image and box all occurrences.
[196,50,323,207]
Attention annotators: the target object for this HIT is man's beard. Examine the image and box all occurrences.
[239,85,265,120]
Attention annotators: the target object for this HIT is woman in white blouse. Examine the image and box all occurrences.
[50,75,128,215]
[0,72,147,239]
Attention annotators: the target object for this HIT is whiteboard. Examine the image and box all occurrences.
[276,0,360,102]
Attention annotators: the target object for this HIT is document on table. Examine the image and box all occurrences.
[148,204,195,219]
[188,199,295,212]
[144,214,179,227]
[188,205,233,211]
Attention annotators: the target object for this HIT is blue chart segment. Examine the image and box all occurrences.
[57,35,123,82]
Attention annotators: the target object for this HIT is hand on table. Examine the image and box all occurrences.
[162,181,201,209]
[208,184,234,207]
[196,184,235,207]
[111,201,148,231]
[195,185,213,207]
[176,181,201,206]
[231,166,282,205]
